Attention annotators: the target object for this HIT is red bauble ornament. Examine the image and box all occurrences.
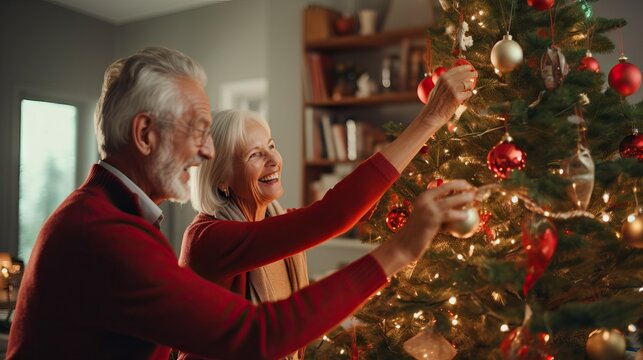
[578,50,600,73]
[608,56,642,97]
[527,0,555,11]
[487,135,527,179]
[522,213,558,296]
[619,129,643,161]
[452,58,477,88]
[432,66,447,84]
[417,76,435,104]
[386,204,410,232]
[500,327,552,360]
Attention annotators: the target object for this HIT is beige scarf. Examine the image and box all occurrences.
[215,199,309,300]
[215,200,308,359]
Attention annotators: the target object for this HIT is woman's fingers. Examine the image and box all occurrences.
[441,209,469,223]
[437,191,476,210]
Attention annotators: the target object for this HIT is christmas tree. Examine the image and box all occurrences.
[308,0,643,359]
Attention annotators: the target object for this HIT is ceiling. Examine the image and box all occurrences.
[43,0,231,25]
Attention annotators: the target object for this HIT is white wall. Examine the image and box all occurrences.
[0,0,115,254]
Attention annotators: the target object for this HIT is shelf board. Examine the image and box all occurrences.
[305,26,428,51]
[305,91,419,107]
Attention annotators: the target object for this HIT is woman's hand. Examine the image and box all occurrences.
[420,65,478,129]
[380,65,478,173]
[370,180,476,275]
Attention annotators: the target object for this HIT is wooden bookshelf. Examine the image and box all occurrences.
[301,11,427,207]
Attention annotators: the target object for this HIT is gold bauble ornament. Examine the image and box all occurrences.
[444,207,480,238]
[621,212,643,248]
[491,34,524,74]
[586,329,626,360]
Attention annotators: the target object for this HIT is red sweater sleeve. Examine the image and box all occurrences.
[84,223,387,359]
[180,152,399,280]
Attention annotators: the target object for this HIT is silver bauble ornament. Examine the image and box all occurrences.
[444,207,480,238]
[586,329,626,360]
[561,145,594,211]
[621,212,643,248]
[541,45,569,90]
[491,34,524,74]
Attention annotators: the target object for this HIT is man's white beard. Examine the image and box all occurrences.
[149,134,192,203]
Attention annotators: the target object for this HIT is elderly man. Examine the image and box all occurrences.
[7,47,475,359]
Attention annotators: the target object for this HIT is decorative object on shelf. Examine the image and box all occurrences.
[527,0,555,11]
[334,12,356,36]
[386,201,411,232]
[541,45,569,90]
[303,5,340,42]
[403,326,457,360]
[487,133,527,179]
[608,55,642,97]
[332,62,358,100]
[578,50,600,73]
[358,9,378,35]
[522,213,558,296]
[586,329,626,360]
[444,207,480,239]
[619,129,643,161]
[356,73,377,98]
[491,34,523,74]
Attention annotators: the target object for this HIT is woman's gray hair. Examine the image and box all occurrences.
[94,46,207,158]
[191,109,270,215]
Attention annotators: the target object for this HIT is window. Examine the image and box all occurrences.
[19,100,77,263]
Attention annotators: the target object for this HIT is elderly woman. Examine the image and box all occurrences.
[179,65,477,360]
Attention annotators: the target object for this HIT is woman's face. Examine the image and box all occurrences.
[228,120,284,210]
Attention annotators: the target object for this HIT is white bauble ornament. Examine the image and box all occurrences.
[444,207,480,239]
[491,34,524,74]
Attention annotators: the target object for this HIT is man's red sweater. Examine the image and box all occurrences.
[7,165,387,359]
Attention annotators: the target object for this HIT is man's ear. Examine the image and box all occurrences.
[131,113,157,156]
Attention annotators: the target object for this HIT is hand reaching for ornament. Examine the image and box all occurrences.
[371,180,476,276]
[421,64,478,129]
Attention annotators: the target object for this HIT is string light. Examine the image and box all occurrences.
[500,324,509,332]
[602,213,611,222]
[511,195,519,204]
[628,324,637,332]
[451,319,459,326]
[602,192,610,203]
[479,10,484,15]
[457,254,465,261]
[414,310,424,319]
[510,239,516,244]
[469,244,475,256]
[323,335,331,342]
[340,349,345,355]
[627,214,636,223]
[558,169,564,175]
[434,273,440,279]
[376,291,382,296]
[448,296,457,305]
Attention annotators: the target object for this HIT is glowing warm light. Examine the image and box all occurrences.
[444,149,450,154]
[376,291,382,296]
[340,349,345,355]
[395,324,401,329]
[434,273,440,279]
[457,254,464,261]
[602,213,611,222]
[602,192,610,203]
[451,319,459,326]
[469,244,475,256]
[494,68,501,74]
[511,195,518,204]
[448,296,457,305]
[414,311,423,319]
[472,89,478,95]
[628,324,637,332]
[510,239,516,245]
[323,335,330,342]
[558,169,564,175]
[543,334,550,342]
[628,214,636,223]
[544,211,551,217]
[479,10,484,15]
[500,324,509,332]
[471,15,476,20]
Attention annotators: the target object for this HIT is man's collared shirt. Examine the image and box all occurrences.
[98,160,163,227]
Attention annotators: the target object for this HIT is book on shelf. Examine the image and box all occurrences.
[305,110,387,162]
[305,52,334,101]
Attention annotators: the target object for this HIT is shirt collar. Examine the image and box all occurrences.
[98,160,164,227]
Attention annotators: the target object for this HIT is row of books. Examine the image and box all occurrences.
[304,52,334,102]
[304,109,386,162]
